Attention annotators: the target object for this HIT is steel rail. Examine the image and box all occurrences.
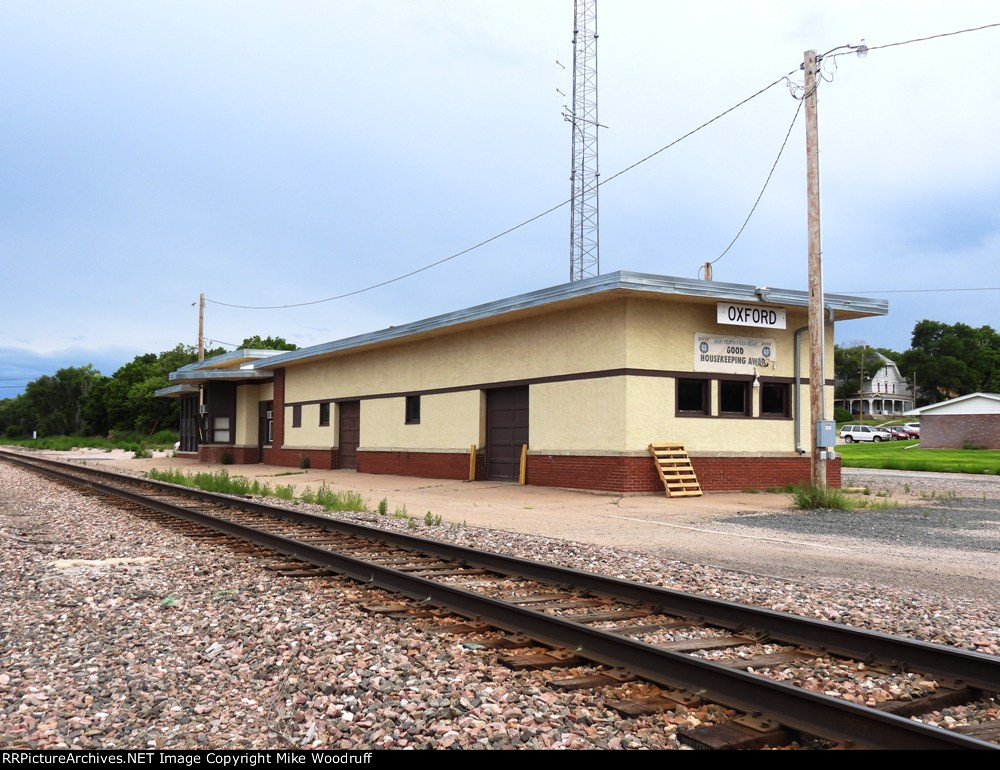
[3,450,998,749]
[5,451,995,693]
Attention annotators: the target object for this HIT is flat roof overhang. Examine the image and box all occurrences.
[173,348,285,374]
[256,270,888,371]
[154,384,200,399]
[167,370,275,386]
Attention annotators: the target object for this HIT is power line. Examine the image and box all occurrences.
[208,74,792,311]
[207,20,1000,312]
[837,287,1000,294]
[707,98,803,270]
[867,22,1000,53]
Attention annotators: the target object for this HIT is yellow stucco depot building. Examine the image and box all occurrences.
[158,271,886,492]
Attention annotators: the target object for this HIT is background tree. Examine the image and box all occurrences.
[899,321,1000,403]
[239,335,298,350]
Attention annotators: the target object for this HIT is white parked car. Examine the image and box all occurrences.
[840,424,893,443]
[903,422,921,437]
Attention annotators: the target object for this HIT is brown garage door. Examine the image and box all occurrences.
[486,386,529,481]
[338,400,360,470]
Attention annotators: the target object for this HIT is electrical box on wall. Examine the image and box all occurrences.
[816,420,836,447]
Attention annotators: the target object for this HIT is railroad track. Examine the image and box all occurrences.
[3,448,998,750]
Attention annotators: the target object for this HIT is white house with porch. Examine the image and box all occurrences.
[835,352,914,417]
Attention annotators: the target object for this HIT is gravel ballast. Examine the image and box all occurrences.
[1,461,998,749]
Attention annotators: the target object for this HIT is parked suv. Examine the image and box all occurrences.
[840,424,893,443]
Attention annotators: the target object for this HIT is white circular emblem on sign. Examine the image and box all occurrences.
[699,342,709,354]
[762,346,771,358]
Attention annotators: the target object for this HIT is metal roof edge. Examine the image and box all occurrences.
[175,348,286,373]
[257,270,888,370]
[906,392,1000,414]
[154,384,199,398]
[168,370,274,384]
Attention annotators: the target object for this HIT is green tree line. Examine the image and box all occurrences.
[0,336,296,440]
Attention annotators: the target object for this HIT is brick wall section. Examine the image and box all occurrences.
[262,447,338,470]
[527,454,841,492]
[198,445,259,464]
[358,450,471,480]
[921,414,1000,449]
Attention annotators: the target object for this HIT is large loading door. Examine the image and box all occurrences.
[338,400,360,470]
[486,386,529,481]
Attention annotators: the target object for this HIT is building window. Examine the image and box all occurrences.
[319,402,330,426]
[719,380,750,416]
[405,395,421,424]
[292,405,302,428]
[760,383,790,418]
[212,416,231,443]
[676,379,709,415]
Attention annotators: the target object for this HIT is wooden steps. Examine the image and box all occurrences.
[648,443,702,498]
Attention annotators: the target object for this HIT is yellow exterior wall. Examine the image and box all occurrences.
[275,294,840,456]
[284,403,336,449]
[234,382,275,446]
[531,378,627,452]
[283,300,628,404]
[623,376,795,453]
[624,297,810,377]
[360,391,482,450]
[234,385,259,446]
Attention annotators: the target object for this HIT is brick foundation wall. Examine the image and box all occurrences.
[921,414,1000,449]
[358,450,473,480]
[261,447,338,470]
[527,454,841,493]
[198,445,259,464]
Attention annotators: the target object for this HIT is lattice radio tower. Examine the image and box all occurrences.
[568,0,600,281]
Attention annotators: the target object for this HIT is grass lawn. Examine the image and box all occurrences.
[837,440,1000,474]
[2,432,178,452]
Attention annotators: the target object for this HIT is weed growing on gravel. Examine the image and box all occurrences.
[424,511,442,526]
[406,518,417,529]
[148,468,271,496]
[855,498,900,510]
[160,596,177,609]
[133,445,153,459]
[300,483,367,512]
[146,469,366,512]
[392,505,409,520]
[378,498,388,516]
[789,484,853,511]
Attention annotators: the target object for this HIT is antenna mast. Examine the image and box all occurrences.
[568,0,599,281]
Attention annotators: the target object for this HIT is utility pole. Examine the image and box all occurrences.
[197,292,205,362]
[805,49,826,488]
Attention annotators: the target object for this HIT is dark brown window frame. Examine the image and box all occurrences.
[675,378,710,417]
[718,379,752,417]
[760,382,792,419]
[319,402,330,426]
[405,394,421,425]
[292,404,302,428]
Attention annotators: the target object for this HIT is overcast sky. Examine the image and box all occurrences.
[2,1,998,394]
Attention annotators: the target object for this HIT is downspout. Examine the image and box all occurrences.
[793,325,808,454]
